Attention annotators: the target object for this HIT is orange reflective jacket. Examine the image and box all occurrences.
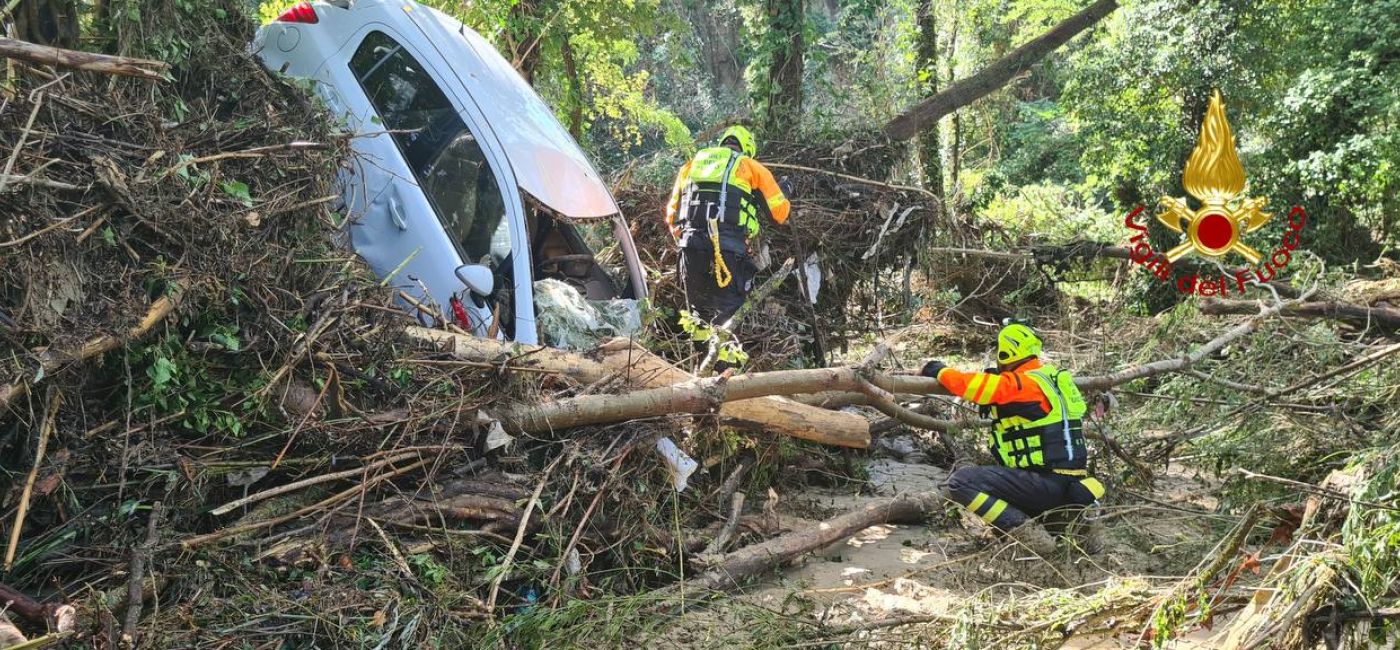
[664,152,791,240]
[935,358,1089,472]
[934,359,1051,411]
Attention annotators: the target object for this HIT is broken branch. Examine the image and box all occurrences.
[661,490,943,594]
[1201,297,1400,334]
[0,37,168,80]
[1,293,180,414]
[4,392,60,571]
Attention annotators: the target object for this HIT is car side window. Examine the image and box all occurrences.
[349,31,510,269]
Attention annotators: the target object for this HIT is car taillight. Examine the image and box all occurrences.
[276,2,318,23]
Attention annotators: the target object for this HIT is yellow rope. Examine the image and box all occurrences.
[710,230,732,288]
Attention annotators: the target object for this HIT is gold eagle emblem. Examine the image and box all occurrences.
[1158,90,1271,263]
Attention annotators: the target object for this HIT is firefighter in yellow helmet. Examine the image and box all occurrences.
[922,319,1105,555]
[664,125,791,323]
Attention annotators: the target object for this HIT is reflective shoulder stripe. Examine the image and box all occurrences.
[767,193,787,208]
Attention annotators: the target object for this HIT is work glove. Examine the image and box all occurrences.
[779,177,794,198]
[920,360,946,379]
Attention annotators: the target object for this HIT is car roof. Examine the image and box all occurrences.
[407,4,620,219]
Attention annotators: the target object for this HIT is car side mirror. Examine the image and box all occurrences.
[455,264,494,297]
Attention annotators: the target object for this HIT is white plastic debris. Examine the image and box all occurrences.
[654,436,698,493]
[533,279,641,351]
[800,253,822,305]
[478,411,514,452]
[753,240,772,271]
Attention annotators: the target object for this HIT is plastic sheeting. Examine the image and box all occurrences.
[533,279,642,351]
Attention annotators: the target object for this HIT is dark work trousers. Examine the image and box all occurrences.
[679,247,756,324]
[945,465,1101,532]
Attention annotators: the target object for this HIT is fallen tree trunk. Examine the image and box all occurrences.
[0,37,168,80]
[1200,297,1400,333]
[418,291,1309,441]
[497,366,960,445]
[661,490,943,594]
[405,328,872,448]
[883,0,1119,140]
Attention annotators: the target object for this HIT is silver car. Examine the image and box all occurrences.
[252,0,647,344]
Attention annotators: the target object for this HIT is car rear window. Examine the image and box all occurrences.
[349,31,509,267]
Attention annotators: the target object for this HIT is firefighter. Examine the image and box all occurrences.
[922,319,1105,555]
[664,125,791,324]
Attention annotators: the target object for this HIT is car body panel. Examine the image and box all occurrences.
[251,0,646,346]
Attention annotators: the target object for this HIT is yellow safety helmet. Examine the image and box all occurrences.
[719,125,757,158]
[997,318,1042,365]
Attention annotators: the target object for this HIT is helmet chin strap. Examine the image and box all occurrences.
[999,356,1036,372]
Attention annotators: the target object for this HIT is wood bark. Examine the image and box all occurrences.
[884,0,1119,140]
[0,581,75,633]
[1200,298,1400,333]
[404,328,871,448]
[916,0,944,200]
[0,37,167,80]
[685,1,747,102]
[496,367,882,447]
[763,0,805,137]
[560,36,584,139]
[10,0,78,48]
[663,490,943,593]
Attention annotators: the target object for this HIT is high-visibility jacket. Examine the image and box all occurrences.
[664,147,791,253]
[934,358,1089,473]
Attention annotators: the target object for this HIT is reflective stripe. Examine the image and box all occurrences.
[767,194,786,208]
[968,493,989,512]
[981,499,1008,524]
[1080,478,1106,499]
[963,376,986,401]
[1052,468,1088,477]
[974,374,1001,403]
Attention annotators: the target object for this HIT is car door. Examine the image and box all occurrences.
[341,27,509,334]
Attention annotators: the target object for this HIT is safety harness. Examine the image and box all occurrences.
[677,147,765,288]
[990,364,1088,472]
[708,151,742,288]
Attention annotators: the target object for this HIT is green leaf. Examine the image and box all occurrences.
[219,180,254,207]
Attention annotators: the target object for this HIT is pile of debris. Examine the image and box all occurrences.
[0,5,930,646]
[617,135,959,368]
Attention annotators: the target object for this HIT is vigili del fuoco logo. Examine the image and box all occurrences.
[1124,90,1307,296]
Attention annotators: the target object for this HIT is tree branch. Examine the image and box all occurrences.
[0,37,167,80]
[884,0,1119,140]
[1200,297,1400,334]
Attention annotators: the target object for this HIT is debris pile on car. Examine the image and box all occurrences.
[0,4,923,646]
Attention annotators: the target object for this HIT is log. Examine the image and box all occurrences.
[0,581,75,633]
[661,490,943,594]
[0,37,167,80]
[497,367,937,446]
[884,0,1119,140]
[404,328,871,448]
[1201,297,1400,333]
